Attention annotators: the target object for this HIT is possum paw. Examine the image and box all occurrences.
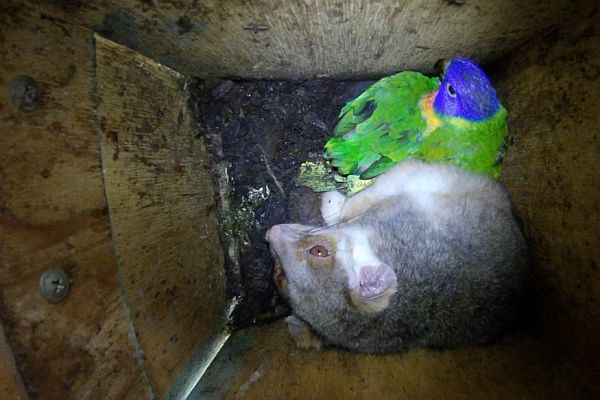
[285,315,323,351]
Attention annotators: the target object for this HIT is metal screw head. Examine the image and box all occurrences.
[9,75,40,112]
[39,268,70,304]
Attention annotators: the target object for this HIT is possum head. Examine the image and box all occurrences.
[266,223,397,318]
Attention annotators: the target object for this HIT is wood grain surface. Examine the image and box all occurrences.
[192,319,592,400]
[0,4,150,399]
[496,3,600,378]
[0,320,28,400]
[8,0,576,79]
[96,36,227,398]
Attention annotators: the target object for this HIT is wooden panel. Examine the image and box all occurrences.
[192,320,594,399]
[496,4,600,374]
[0,321,28,400]
[95,36,227,397]
[24,0,574,79]
[0,3,150,400]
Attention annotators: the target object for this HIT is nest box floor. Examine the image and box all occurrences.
[191,320,594,400]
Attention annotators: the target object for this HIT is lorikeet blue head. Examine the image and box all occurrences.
[433,58,500,121]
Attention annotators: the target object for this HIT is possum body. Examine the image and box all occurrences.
[266,160,528,353]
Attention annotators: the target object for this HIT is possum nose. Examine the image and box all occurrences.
[265,225,283,243]
[266,224,306,244]
[266,224,297,243]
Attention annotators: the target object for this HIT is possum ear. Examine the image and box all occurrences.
[350,264,397,314]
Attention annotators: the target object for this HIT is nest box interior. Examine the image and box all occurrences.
[0,1,598,399]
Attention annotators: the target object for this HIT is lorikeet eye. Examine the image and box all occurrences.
[446,83,457,98]
[308,245,330,258]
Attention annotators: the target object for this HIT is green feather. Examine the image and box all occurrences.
[298,67,507,197]
[324,70,507,185]
[326,72,439,176]
[417,107,507,179]
[360,156,395,179]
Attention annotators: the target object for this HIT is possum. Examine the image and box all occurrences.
[265,160,528,354]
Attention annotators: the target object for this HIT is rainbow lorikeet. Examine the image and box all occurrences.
[325,58,507,182]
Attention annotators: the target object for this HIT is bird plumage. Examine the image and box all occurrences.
[324,58,507,181]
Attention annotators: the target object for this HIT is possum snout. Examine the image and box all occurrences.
[265,224,284,244]
[265,224,307,246]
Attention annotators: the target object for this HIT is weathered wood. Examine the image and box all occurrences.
[496,4,600,376]
[0,3,150,399]
[95,36,227,397]
[193,320,593,399]
[0,321,28,400]
[23,0,575,79]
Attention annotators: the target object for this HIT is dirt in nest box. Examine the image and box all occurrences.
[188,78,374,328]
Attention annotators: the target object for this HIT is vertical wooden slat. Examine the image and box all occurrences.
[95,35,227,397]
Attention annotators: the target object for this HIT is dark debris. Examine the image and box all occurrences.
[188,78,373,327]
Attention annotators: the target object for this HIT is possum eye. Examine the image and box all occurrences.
[446,83,457,98]
[308,245,330,258]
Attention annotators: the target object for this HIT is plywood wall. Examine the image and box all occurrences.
[0,321,28,400]
[0,4,152,400]
[496,3,600,378]
[11,0,576,79]
[193,319,591,400]
[96,36,227,398]
[1,3,230,398]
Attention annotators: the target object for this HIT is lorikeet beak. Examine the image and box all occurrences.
[434,58,450,78]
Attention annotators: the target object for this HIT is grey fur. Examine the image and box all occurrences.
[266,161,528,354]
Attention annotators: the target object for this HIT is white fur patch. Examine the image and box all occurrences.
[352,160,457,213]
[398,169,451,211]
[322,161,462,222]
[321,191,346,225]
[339,228,382,289]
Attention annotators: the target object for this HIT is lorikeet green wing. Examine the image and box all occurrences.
[325,72,440,179]
[322,58,508,189]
